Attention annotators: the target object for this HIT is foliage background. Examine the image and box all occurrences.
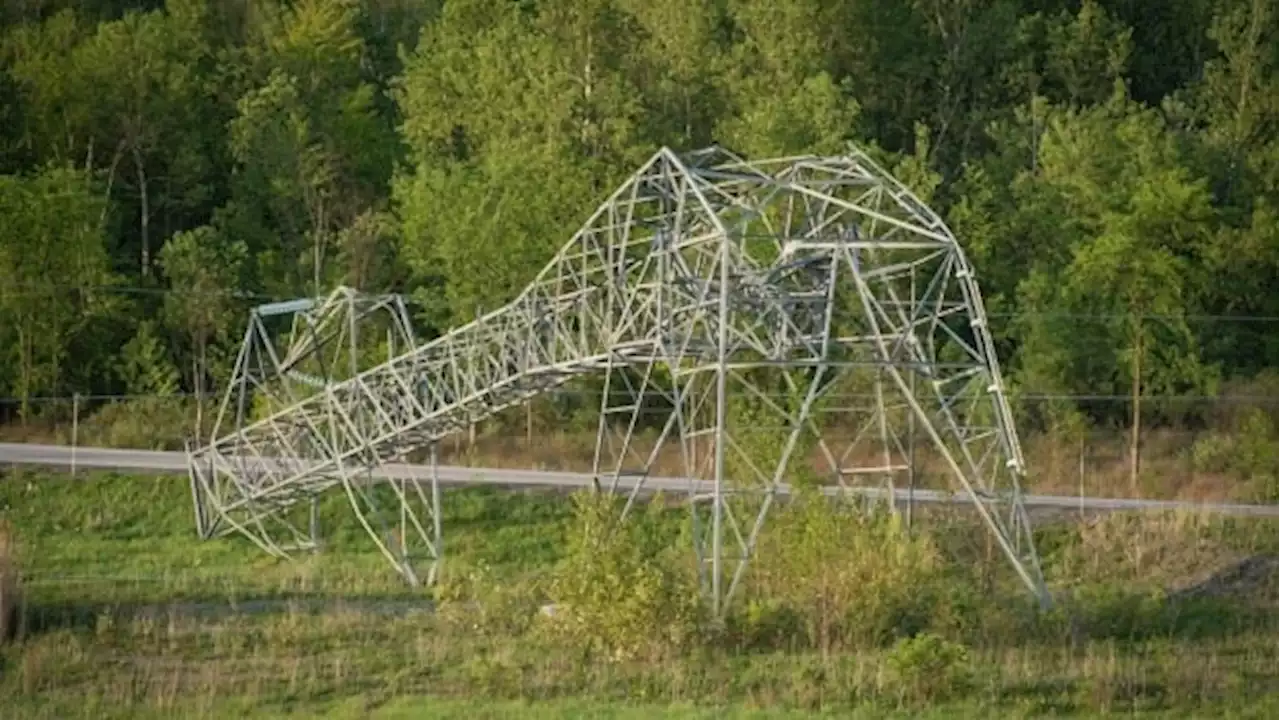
[0,0,1274,460]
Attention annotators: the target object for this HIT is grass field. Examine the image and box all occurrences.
[1,467,1277,718]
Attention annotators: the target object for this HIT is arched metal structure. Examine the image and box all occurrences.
[187,145,1049,613]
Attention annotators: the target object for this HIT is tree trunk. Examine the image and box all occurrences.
[313,229,323,297]
[132,145,150,278]
[582,30,593,150]
[195,333,207,439]
[16,324,31,423]
[1128,316,1143,496]
[99,142,126,230]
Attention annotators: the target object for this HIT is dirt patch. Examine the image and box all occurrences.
[1170,554,1279,604]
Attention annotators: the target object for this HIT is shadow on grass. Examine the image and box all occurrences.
[16,593,438,637]
[1068,589,1275,644]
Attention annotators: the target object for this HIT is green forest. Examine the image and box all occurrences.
[0,0,1275,433]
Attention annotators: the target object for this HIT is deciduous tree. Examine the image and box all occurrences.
[0,166,117,415]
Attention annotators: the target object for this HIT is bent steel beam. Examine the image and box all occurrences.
[187,146,1050,612]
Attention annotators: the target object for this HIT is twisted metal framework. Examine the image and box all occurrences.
[187,288,442,584]
[187,145,1050,613]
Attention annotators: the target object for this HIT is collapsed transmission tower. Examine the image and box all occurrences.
[187,145,1050,613]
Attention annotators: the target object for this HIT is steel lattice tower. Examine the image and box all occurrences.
[187,146,1050,614]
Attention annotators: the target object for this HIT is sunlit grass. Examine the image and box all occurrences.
[1,468,1276,718]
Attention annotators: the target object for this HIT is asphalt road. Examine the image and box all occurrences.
[0,442,1274,518]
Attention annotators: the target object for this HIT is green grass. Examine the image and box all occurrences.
[3,467,573,606]
[22,694,1276,720]
[1,468,1277,718]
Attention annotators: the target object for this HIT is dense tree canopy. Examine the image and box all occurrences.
[0,0,1274,431]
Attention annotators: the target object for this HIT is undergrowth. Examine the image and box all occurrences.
[540,493,704,662]
[745,491,945,654]
[0,470,1276,718]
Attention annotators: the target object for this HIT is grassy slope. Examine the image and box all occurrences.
[0,468,1276,718]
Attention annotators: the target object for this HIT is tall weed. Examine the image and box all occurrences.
[0,518,20,642]
[433,560,545,640]
[744,491,946,654]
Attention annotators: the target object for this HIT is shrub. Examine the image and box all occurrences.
[1067,583,1169,640]
[541,492,703,661]
[1189,408,1278,502]
[733,597,807,651]
[747,491,944,654]
[61,396,196,451]
[885,632,973,706]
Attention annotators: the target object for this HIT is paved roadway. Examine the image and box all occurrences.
[0,442,1274,518]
